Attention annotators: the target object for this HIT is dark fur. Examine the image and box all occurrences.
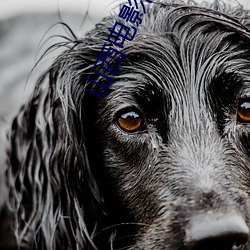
[2,0,250,249]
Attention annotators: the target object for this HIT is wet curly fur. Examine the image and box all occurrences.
[2,0,250,249]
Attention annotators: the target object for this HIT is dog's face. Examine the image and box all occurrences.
[84,3,250,249]
[4,1,250,250]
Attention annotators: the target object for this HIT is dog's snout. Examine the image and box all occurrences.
[185,213,249,250]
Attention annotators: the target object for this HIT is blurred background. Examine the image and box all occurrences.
[0,0,250,174]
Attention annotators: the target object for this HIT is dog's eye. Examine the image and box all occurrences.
[237,99,250,123]
[116,110,144,133]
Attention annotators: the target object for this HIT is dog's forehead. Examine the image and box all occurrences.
[108,4,250,103]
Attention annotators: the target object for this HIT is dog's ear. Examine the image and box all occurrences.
[2,17,118,249]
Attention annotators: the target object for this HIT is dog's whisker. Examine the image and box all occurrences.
[93,222,150,238]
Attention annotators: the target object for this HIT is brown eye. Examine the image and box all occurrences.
[116,110,145,133]
[237,99,250,123]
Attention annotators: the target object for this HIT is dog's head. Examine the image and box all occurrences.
[3,1,250,250]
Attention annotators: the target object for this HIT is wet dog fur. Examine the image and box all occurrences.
[2,0,250,249]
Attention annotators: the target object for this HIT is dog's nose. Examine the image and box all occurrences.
[185,213,249,250]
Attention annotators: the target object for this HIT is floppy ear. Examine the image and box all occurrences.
[2,17,118,249]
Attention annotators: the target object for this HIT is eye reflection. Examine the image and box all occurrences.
[116,110,145,133]
[237,98,250,123]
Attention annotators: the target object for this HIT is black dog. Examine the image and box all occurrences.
[2,0,250,249]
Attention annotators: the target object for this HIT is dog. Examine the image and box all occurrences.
[1,0,250,249]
